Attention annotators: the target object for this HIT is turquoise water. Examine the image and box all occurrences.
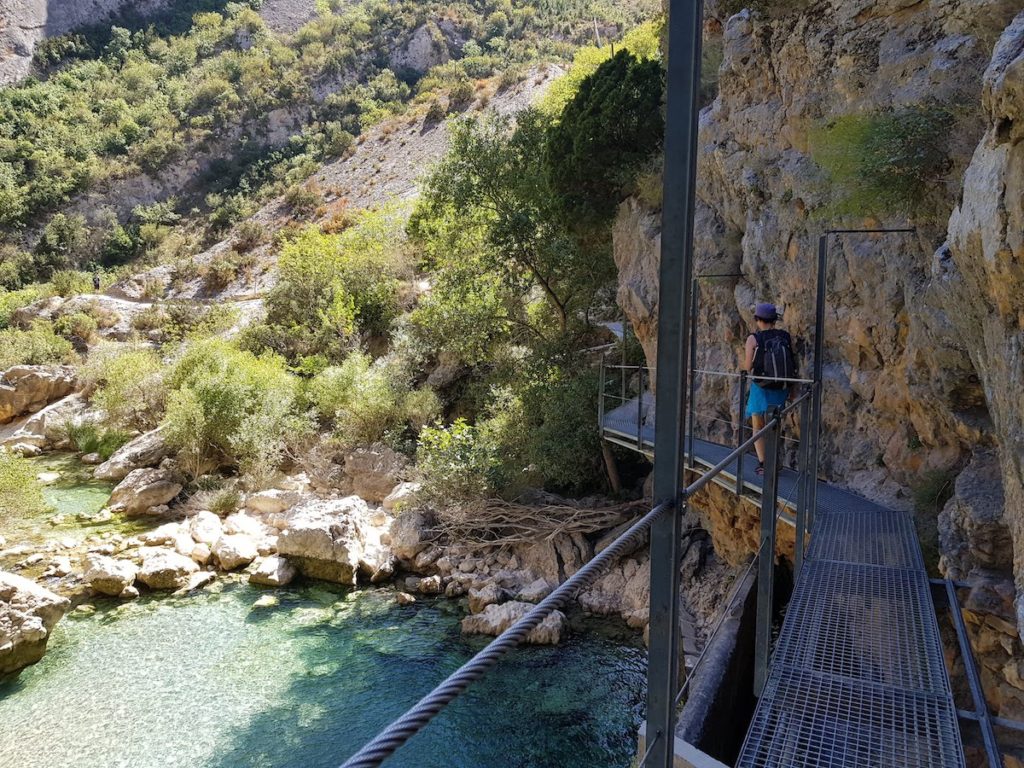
[0,583,647,768]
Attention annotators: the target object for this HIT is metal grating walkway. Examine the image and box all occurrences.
[737,512,964,767]
[601,397,966,768]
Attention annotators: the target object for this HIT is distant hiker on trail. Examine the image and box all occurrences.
[743,302,797,476]
[92,271,101,292]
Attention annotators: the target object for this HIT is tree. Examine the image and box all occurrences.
[413,112,614,335]
[547,50,664,227]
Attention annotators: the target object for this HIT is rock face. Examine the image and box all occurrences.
[389,23,450,78]
[461,601,566,645]
[0,571,70,676]
[276,497,393,585]
[941,11,1024,638]
[83,555,138,597]
[107,468,182,517]
[0,366,76,425]
[0,0,174,85]
[343,444,409,504]
[94,429,169,481]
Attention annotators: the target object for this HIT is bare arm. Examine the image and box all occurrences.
[743,334,756,372]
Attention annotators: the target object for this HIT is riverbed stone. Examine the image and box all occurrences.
[0,571,70,675]
[188,511,223,548]
[80,452,102,465]
[249,556,297,587]
[84,555,139,596]
[107,468,182,517]
[94,428,169,481]
[418,575,442,595]
[138,522,187,547]
[137,548,199,590]
[396,591,416,606]
[213,534,259,571]
[245,489,303,516]
[389,509,431,562]
[461,601,565,645]
[383,482,421,512]
[468,582,509,613]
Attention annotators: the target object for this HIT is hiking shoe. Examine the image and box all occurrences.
[755,463,765,477]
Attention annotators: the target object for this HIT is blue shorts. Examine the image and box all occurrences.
[746,381,788,418]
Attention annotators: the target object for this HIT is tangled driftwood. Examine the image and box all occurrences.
[436,499,645,548]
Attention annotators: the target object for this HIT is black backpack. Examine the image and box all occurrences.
[752,329,797,390]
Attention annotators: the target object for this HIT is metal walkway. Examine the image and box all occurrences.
[602,397,966,768]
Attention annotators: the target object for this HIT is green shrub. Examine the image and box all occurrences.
[82,345,167,431]
[0,286,50,329]
[51,270,100,297]
[210,487,242,517]
[54,312,98,342]
[0,450,49,518]
[233,220,266,252]
[417,419,496,502]
[810,103,953,215]
[65,422,132,460]
[307,352,409,446]
[163,339,306,484]
[0,322,75,369]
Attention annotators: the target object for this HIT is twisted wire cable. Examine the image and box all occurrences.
[340,501,671,768]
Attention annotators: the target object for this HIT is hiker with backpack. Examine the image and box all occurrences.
[743,302,797,476]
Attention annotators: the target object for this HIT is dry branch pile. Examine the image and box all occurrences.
[436,499,645,548]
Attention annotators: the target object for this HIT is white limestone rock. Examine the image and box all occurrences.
[94,428,169,482]
[137,548,199,590]
[461,601,565,645]
[212,534,259,571]
[0,571,70,675]
[84,555,139,597]
[107,468,182,517]
[249,556,297,587]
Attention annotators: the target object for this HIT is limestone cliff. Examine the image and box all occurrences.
[615,0,1024,716]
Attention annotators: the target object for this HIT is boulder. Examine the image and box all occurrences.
[383,482,421,512]
[94,429,169,482]
[2,393,89,450]
[468,582,510,613]
[138,522,187,547]
[173,571,217,595]
[249,556,297,587]
[461,601,566,645]
[188,511,224,548]
[518,579,554,604]
[190,543,212,566]
[212,534,259,571]
[137,548,199,590]
[0,571,70,675]
[277,496,394,585]
[245,489,303,516]
[107,468,182,517]
[83,555,138,597]
[396,592,417,606]
[390,510,432,562]
[343,444,409,504]
[418,575,442,595]
[81,452,102,465]
[0,366,77,425]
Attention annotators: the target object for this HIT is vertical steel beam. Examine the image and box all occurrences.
[598,353,607,433]
[687,279,699,470]
[637,365,646,450]
[736,371,748,497]
[794,391,811,576]
[754,411,782,696]
[808,235,828,526]
[645,0,704,764]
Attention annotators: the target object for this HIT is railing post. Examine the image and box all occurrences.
[753,409,782,697]
[736,370,748,497]
[794,390,811,577]
[637,366,645,450]
[687,279,699,470]
[598,353,607,434]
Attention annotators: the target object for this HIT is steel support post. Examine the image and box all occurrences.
[645,0,704,764]
[687,279,699,470]
[736,371,748,497]
[808,236,828,526]
[637,365,646,450]
[598,353,607,433]
[794,391,811,576]
[754,410,782,697]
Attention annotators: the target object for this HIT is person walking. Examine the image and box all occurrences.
[92,270,101,292]
[743,302,796,476]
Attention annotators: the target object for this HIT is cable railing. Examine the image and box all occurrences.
[341,393,814,768]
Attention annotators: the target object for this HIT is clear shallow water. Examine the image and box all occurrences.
[0,583,647,768]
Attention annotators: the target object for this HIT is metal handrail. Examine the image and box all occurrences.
[340,502,672,768]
